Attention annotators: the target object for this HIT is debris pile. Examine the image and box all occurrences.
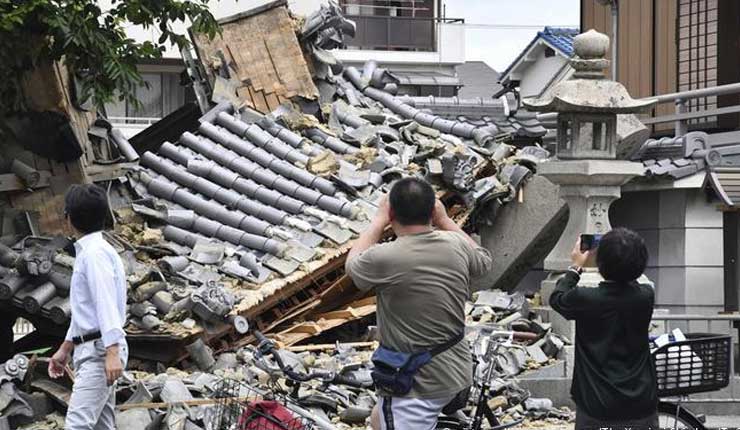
[2,290,573,429]
[0,1,577,428]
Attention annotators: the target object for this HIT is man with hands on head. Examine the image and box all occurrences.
[345,177,493,430]
[549,228,657,430]
[48,184,128,430]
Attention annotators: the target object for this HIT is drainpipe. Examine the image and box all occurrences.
[610,0,619,81]
[596,0,618,80]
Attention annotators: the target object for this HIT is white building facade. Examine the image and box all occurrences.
[105,0,466,136]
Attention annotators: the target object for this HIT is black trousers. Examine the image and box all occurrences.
[0,308,16,362]
[576,406,659,430]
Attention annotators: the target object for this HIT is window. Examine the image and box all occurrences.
[678,0,719,126]
[545,47,556,58]
[339,0,436,51]
[396,85,458,97]
[105,70,193,123]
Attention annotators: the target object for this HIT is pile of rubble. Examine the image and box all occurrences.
[1,289,572,429]
[0,2,576,428]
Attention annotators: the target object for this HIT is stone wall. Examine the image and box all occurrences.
[611,188,724,314]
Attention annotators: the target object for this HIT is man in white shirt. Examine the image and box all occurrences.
[48,184,128,430]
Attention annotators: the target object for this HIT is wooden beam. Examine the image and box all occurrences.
[85,162,138,182]
[286,341,377,353]
[0,171,52,192]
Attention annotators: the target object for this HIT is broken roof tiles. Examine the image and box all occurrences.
[403,95,551,143]
[3,2,559,365]
[634,131,737,179]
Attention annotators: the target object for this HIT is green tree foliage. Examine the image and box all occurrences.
[0,0,220,113]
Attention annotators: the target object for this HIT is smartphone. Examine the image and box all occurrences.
[580,234,602,252]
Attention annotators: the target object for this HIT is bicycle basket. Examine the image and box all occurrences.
[652,333,731,397]
[206,378,314,430]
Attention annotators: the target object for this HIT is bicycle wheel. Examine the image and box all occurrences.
[658,401,705,430]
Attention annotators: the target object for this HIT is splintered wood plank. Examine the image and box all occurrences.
[236,87,256,109]
[190,2,317,108]
[285,323,322,335]
[265,92,280,112]
[249,87,270,114]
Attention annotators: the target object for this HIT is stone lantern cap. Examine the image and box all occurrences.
[523,29,657,114]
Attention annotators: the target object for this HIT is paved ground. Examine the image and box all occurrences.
[513,416,740,429]
[705,416,740,427]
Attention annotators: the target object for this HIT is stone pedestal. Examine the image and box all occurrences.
[539,159,644,271]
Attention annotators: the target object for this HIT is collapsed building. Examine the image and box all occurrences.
[0,1,656,428]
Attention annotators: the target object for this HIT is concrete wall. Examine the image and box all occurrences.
[611,188,724,314]
[518,49,569,98]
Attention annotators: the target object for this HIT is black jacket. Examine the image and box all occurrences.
[549,271,658,420]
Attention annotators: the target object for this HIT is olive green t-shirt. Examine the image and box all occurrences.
[346,230,493,398]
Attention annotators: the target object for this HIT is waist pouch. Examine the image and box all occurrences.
[371,333,464,396]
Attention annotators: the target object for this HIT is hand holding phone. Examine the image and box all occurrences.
[580,234,602,252]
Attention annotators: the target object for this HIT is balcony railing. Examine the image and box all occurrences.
[343,15,463,52]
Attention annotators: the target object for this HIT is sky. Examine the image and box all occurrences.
[443,0,580,71]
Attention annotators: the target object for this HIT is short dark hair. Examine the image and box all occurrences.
[596,227,648,283]
[64,184,109,234]
[389,177,435,226]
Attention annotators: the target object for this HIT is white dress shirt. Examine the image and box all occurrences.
[65,231,127,348]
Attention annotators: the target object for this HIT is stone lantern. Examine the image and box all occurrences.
[524,30,656,282]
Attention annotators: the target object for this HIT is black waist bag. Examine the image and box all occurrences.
[371,333,464,396]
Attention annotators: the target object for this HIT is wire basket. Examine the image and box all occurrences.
[652,333,732,397]
[207,378,314,430]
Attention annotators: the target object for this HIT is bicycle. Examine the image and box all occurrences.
[254,330,373,429]
[435,329,529,430]
[653,333,733,430]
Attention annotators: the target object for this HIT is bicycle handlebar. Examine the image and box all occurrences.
[253,330,372,389]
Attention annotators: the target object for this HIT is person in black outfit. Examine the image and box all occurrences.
[550,228,658,430]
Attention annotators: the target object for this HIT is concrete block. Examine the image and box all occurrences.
[685,267,724,306]
[658,228,685,267]
[612,190,659,229]
[513,267,548,296]
[550,312,575,342]
[532,305,575,342]
[476,175,568,292]
[561,345,575,378]
[519,361,566,379]
[538,277,558,307]
[683,304,725,317]
[637,228,660,267]
[684,228,723,266]
[516,378,575,409]
[644,267,659,288]
[658,189,687,229]
[655,267,686,306]
[685,188,723,228]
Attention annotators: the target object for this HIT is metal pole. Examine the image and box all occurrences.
[611,0,619,81]
[675,98,688,135]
